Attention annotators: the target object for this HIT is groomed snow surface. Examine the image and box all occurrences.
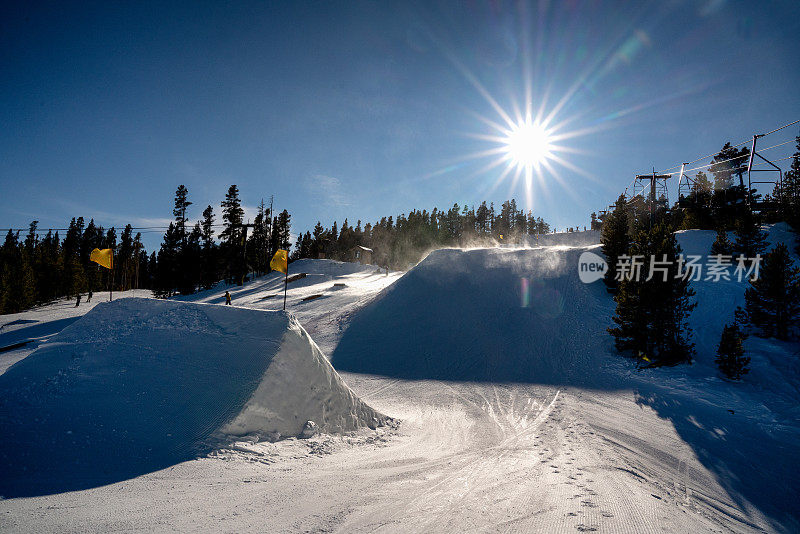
[0,227,798,533]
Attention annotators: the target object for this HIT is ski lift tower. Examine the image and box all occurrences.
[746,134,783,212]
[675,163,697,207]
[632,170,672,225]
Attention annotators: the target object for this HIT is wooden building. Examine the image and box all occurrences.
[350,245,373,265]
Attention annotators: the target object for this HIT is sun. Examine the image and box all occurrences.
[504,118,553,169]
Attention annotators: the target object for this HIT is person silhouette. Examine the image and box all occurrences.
[225,291,232,305]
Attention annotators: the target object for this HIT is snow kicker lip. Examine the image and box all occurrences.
[0,298,387,497]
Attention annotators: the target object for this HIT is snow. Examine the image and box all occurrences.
[1,228,798,532]
[0,289,153,374]
[523,229,602,247]
[332,245,616,386]
[0,297,388,497]
[176,258,402,355]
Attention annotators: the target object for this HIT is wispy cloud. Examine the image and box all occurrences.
[304,174,352,208]
[241,204,260,224]
[50,198,173,228]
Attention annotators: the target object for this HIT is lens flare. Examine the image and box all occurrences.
[520,277,530,308]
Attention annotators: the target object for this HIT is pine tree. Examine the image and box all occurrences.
[476,201,489,235]
[247,199,270,275]
[291,232,314,261]
[154,223,180,298]
[276,209,292,251]
[679,171,714,230]
[24,221,38,256]
[81,219,103,291]
[781,136,800,233]
[708,143,750,228]
[311,221,325,258]
[710,142,750,190]
[104,227,117,290]
[710,227,733,256]
[200,205,218,289]
[715,323,749,380]
[590,212,601,231]
[733,210,768,260]
[694,170,713,194]
[601,195,630,292]
[132,232,144,289]
[173,185,192,243]
[62,218,89,297]
[220,185,244,284]
[0,230,35,313]
[608,222,696,365]
[35,229,61,304]
[177,223,202,295]
[743,243,800,340]
[169,185,194,293]
[220,185,244,243]
[147,252,158,289]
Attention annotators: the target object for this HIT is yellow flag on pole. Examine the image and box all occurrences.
[270,250,288,274]
[90,248,114,270]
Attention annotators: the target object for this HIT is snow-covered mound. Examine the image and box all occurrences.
[523,229,601,247]
[0,298,387,497]
[178,258,388,308]
[333,246,615,385]
[178,258,401,355]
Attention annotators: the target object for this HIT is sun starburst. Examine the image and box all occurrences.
[503,118,554,170]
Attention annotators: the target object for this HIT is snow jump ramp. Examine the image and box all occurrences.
[0,298,388,497]
[332,246,616,386]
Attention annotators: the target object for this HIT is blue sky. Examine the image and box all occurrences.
[2,0,799,251]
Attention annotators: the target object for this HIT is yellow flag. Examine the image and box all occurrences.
[270,250,288,274]
[90,248,114,270]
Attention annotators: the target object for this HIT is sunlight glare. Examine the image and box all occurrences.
[504,119,553,169]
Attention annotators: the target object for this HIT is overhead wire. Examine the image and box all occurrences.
[762,118,800,137]
[656,118,799,174]
[0,223,230,234]
[657,137,753,174]
[657,135,796,177]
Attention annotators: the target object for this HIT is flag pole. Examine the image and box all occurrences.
[110,250,114,301]
[283,263,288,311]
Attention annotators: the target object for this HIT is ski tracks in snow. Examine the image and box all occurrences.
[330,380,756,533]
[335,384,636,533]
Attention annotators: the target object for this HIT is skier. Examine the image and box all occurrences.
[225,291,232,305]
[75,294,82,307]
[87,290,93,302]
